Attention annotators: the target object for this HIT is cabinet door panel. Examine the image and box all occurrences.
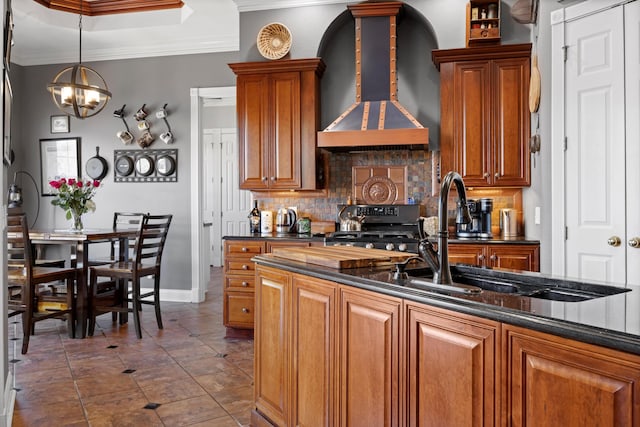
[505,325,640,426]
[407,304,499,427]
[254,267,290,426]
[271,72,301,189]
[339,287,401,427]
[237,75,269,189]
[489,245,539,272]
[492,58,530,186]
[448,243,486,267]
[292,276,337,427]
[453,62,492,185]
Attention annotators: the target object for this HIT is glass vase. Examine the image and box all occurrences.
[71,211,83,231]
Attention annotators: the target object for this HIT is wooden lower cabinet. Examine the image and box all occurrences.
[340,287,402,427]
[223,239,311,338]
[253,267,640,427]
[449,243,540,272]
[504,324,640,426]
[406,303,500,426]
[254,266,291,426]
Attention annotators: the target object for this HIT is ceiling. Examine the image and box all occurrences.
[10,0,345,66]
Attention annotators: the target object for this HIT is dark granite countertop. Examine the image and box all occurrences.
[252,254,640,356]
[223,233,325,242]
[448,236,540,244]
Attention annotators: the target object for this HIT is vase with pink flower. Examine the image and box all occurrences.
[49,177,101,231]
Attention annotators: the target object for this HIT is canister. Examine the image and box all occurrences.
[260,210,273,233]
[499,208,518,238]
[297,217,311,234]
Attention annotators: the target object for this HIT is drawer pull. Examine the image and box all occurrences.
[241,281,249,287]
[490,255,497,261]
[241,247,248,252]
[478,255,485,261]
[241,264,249,270]
[241,307,250,313]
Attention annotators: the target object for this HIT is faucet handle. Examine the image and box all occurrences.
[392,256,423,280]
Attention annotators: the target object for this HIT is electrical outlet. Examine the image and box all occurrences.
[534,206,541,225]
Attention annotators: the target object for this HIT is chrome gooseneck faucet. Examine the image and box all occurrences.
[418,171,472,284]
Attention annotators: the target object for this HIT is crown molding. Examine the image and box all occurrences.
[32,0,184,16]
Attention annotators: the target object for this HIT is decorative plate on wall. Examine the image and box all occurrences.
[114,148,177,182]
[361,176,398,204]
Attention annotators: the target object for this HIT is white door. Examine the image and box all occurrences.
[564,5,627,285]
[205,128,251,267]
[624,1,640,286]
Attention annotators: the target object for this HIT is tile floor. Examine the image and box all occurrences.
[9,267,254,426]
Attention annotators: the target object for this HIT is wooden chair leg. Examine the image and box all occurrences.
[67,277,76,338]
[131,279,142,339]
[88,273,97,337]
[154,275,163,330]
[21,310,32,355]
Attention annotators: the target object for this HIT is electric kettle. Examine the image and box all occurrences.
[499,208,518,238]
[276,207,297,233]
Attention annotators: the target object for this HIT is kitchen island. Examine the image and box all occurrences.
[251,249,640,426]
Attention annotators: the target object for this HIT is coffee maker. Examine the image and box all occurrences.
[456,198,493,238]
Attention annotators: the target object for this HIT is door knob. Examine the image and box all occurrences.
[607,236,622,247]
[628,237,640,248]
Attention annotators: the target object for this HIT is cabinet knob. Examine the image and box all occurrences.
[628,237,640,248]
[241,247,248,252]
[490,255,497,261]
[262,177,267,182]
[270,176,276,181]
[241,264,249,270]
[241,281,249,287]
[607,236,622,247]
[478,254,485,261]
[494,172,500,178]
[483,172,489,178]
[241,307,250,313]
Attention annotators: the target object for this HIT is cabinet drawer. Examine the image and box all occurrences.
[226,275,255,291]
[225,259,256,274]
[225,241,265,256]
[225,292,255,328]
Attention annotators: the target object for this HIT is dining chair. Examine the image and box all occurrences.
[87,211,146,266]
[7,212,78,354]
[88,214,172,339]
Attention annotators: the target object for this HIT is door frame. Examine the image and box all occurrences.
[190,86,235,303]
[549,0,630,277]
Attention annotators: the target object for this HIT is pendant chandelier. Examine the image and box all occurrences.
[47,1,111,119]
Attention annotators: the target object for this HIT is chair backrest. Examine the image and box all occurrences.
[134,214,172,268]
[110,212,145,259]
[7,212,34,281]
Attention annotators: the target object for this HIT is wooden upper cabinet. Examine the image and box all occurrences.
[433,43,532,187]
[229,59,325,191]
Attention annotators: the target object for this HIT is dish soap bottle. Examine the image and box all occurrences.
[249,200,261,233]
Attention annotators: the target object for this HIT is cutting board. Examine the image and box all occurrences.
[270,245,415,269]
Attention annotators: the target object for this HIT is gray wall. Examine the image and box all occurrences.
[10,51,238,293]
[11,0,574,291]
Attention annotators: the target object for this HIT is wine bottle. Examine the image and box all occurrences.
[249,200,261,233]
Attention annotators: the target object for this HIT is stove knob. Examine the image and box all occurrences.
[398,243,407,252]
[365,243,375,249]
[385,243,395,251]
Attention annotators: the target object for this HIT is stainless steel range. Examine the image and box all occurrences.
[325,204,422,252]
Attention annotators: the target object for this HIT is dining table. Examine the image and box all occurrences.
[27,228,140,338]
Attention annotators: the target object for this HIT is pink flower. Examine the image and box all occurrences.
[68,178,76,186]
[49,180,61,189]
[76,181,84,188]
[60,178,67,184]
[92,180,100,187]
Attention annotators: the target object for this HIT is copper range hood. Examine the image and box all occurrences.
[317,1,429,151]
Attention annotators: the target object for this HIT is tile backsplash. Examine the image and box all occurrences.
[253,150,523,232]
[255,150,436,223]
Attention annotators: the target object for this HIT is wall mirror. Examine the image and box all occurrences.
[40,137,81,195]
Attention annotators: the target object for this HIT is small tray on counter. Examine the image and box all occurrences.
[269,246,414,269]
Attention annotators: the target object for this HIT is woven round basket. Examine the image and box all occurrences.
[257,23,292,60]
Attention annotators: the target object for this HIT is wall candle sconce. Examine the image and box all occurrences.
[7,170,40,227]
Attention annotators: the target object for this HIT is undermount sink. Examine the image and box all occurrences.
[403,265,631,301]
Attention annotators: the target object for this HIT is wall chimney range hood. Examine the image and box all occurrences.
[317,1,429,151]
